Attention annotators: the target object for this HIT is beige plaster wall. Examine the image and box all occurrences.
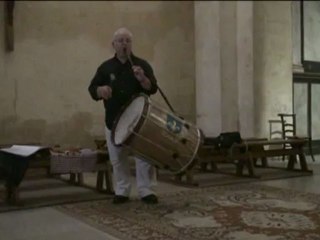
[253,1,293,137]
[0,3,4,95]
[0,1,195,147]
[0,1,296,147]
[0,3,17,138]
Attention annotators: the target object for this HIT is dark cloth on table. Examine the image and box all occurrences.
[0,152,29,188]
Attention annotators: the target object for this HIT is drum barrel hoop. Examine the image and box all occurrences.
[111,94,150,146]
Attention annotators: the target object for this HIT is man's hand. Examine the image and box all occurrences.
[132,65,151,90]
[97,86,112,100]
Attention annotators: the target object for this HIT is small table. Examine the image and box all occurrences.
[50,148,113,194]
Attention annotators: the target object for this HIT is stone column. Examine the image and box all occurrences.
[220,1,238,132]
[236,1,254,138]
[194,1,222,137]
[194,1,254,138]
[253,2,292,137]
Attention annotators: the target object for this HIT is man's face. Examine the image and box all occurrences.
[112,33,132,58]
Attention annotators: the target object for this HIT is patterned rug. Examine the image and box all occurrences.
[56,183,320,240]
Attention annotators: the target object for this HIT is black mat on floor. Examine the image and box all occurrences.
[0,171,111,213]
[158,161,314,188]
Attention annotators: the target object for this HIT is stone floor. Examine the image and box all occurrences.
[0,155,319,240]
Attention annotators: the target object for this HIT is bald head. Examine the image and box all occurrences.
[112,27,133,42]
[112,27,133,60]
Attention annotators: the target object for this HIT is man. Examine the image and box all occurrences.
[88,27,158,204]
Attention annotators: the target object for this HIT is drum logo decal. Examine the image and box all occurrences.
[166,114,183,134]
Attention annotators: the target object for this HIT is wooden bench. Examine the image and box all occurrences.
[0,146,113,205]
[49,148,113,194]
[234,138,310,174]
[25,148,113,194]
[174,137,312,185]
[94,150,113,193]
[198,138,268,173]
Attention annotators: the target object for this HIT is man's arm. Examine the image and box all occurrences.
[88,67,111,101]
[139,61,158,95]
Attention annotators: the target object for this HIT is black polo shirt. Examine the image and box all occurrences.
[88,54,158,130]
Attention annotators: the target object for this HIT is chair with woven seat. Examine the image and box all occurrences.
[268,119,284,140]
[268,119,284,160]
[278,113,315,162]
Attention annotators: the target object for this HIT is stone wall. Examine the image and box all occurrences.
[0,1,195,147]
[0,1,300,147]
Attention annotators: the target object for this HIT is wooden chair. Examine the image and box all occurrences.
[268,119,284,160]
[268,119,284,140]
[278,113,315,162]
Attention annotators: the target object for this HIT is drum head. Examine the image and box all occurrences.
[113,96,146,146]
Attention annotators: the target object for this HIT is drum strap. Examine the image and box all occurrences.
[157,86,176,114]
[126,50,177,115]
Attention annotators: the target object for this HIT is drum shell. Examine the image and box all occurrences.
[113,95,202,175]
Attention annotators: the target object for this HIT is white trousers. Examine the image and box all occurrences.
[105,127,155,198]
